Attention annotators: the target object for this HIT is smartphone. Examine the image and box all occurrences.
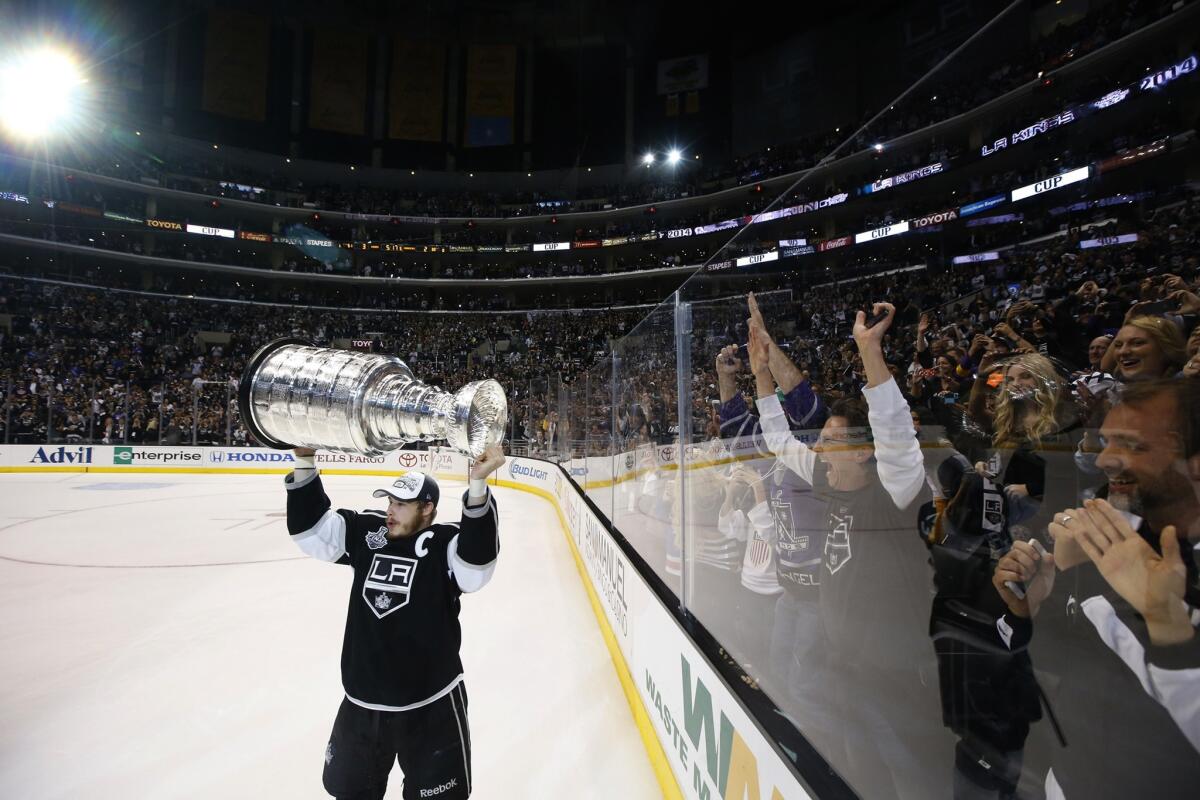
[863,308,890,328]
[941,393,959,404]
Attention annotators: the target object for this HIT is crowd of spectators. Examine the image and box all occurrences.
[0,276,643,448]
[4,189,1195,457]
[547,189,1198,456]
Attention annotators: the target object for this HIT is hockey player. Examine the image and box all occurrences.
[285,444,506,800]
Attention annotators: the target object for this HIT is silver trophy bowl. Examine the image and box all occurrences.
[239,339,507,458]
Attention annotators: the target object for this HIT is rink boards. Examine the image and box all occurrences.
[0,442,809,800]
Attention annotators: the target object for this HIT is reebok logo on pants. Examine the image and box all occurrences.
[420,778,458,797]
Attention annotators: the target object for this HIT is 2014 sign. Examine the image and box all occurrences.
[1140,55,1197,91]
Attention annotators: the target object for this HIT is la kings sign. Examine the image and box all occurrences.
[363,555,419,618]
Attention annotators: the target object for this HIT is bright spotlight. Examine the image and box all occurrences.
[667,149,682,165]
[642,152,655,165]
[873,143,884,153]
[0,47,87,141]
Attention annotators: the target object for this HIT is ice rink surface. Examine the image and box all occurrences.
[0,471,660,799]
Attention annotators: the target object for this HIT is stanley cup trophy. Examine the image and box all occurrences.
[239,339,507,458]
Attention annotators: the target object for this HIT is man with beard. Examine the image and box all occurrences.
[993,378,1200,798]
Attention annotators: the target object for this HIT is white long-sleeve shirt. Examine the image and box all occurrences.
[755,377,925,510]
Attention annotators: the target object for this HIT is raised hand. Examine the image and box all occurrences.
[1169,289,1200,315]
[715,344,742,376]
[993,321,1018,340]
[853,302,895,348]
[469,444,507,480]
[1162,274,1187,293]
[852,301,895,388]
[1068,499,1193,644]
[1006,300,1034,321]
[747,320,771,376]
[1184,352,1200,379]
[748,292,768,338]
[993,540,1056,619]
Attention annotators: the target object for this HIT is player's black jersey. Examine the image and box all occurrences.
[285,469,499,710]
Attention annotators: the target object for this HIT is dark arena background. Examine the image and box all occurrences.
[2,0,1199,797]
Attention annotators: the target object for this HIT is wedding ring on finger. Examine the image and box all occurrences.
[1056,513,1073,525]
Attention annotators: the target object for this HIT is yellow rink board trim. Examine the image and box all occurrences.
[488,477,684,800]
[0,465,683,800]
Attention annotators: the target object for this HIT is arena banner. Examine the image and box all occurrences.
[308,29,368,135]
[103,211,143,224]
[861,162,943,194]
[736,251,778,268]
[911,208,958,229]
[464,44,516,147]
[201,10,270,122]
[1079,233,1139,249]
[854,219,909,244]
[979,54,1195,159]
[389,40,446,142]
[964,213,1022,227]
[952,251,1001,265]
[959,194,1006,217]
[981,109,1075,157]
[186,223,236,239]
[1010,166,1089,202]
[816,236,850,252]
[0,445,468,478]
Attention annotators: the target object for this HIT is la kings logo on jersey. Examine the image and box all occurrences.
[363,554,419,618]
[825,507,853,575]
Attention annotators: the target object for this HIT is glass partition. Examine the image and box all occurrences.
[556,11,1200,794]
[608,301,681,597]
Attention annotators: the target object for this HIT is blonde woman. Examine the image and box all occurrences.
[955,346,1096,542]
[991,352,1065,450]
[1101,315,1187,383]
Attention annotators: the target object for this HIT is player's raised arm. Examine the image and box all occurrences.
[285,446,349,563]
[450,445,506,592]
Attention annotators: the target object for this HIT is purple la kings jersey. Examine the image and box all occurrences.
[719,384,828,595]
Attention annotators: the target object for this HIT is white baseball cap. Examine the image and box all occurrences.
[373,471,440,506]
